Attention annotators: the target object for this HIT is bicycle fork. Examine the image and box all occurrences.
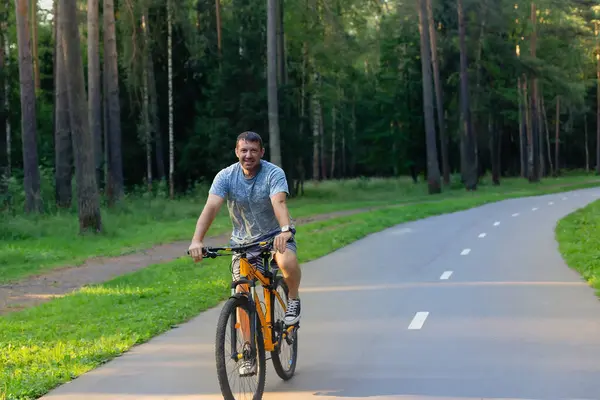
[229,284,258,363]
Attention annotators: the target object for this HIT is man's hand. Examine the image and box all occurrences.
[274,231,292,254]
[188,241,204,262]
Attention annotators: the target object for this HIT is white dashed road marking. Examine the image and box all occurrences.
[440,271,453,280]
[408,312,429,330]
[532,207,538,211]
[461,248,471,256]
[494,221,500,226]
[512,213,519,217]
[478,233,486,238]
[548,201,554,205]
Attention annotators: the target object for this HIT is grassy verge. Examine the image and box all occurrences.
[2,181,600,400]
[1,174,599,284]
[556,198,600,295]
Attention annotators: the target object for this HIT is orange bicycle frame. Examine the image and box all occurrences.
[238,256,289,352]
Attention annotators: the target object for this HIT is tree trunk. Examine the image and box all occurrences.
[330,103,336,178]
[489,114,500,185]
[215,0,221,57]
[537,90,545,177]
[276,0,285,85]
[60,0,102,232]
[541,94,553,176]
[312,72,320,181]
[528,2,540,182]
[168,0,174,198]
[103,0,123,203]
[585,112,589,172]
[294,40,307,194]
[518,76,525,178]
[555,95,559,175]
[319,94,326,179]
[267,0,282,167]
[148,47,164,180]
[524,74,534,178]
[425,0,448,185]
[31,0,40,92]
[88,0,102,188]
[417,0,441,194]
[142,12,152,192]
[54,0,72,208]
[102,44,109,187]
[15,0,41,212]
[597,46,600,175]
[4,24,10,178]
[457,0,476,190]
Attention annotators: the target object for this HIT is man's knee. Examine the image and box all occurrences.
[275,249,299,271]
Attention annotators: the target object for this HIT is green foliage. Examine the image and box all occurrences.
[2,0,600,217]
[556,198,600,295]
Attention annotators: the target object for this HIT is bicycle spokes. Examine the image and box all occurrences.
[217,299,264,400]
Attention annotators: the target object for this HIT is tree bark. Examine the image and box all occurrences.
[103,0,123,202]
[167,0,174,198]
[215,0,221,57]
[518,76,526,178]
[489,114,500,185]
[267,0,282,167]
[528,2,540,182]
[54,0,72,208]
[555,95,559,175]
[457,0,476,190]
[15,0,41,212]
[31,0,40,92]
[60,0,102,232]
[585,112,589,172]
[148,47,164,180]
[425,0,449,185]
[312,73,320,181]
[88,0,102,187]
[4,20,9,179]
[417,0,441,194]
[541,94,553,176]
[142,12,152,192]
[597,45,600,175]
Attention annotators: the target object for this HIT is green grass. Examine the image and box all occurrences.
[2,178,600,400]
[1,173,599,284]
[556,198,600,295]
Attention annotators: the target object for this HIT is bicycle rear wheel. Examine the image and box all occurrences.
[215,295,266,400]
[270,277,298,380]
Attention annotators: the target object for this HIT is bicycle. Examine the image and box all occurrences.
[188,234,299,400]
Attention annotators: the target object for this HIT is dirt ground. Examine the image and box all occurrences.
[0,207,374,315]
[2,179,597,316]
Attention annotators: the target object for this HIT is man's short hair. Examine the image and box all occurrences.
[236,131,263,149]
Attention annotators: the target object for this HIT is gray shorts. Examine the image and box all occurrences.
[231,234,297,282]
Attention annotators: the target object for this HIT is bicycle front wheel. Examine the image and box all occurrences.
[215,295,266,400]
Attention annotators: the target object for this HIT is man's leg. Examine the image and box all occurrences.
[232,255,254,376]
[274,241,302,325]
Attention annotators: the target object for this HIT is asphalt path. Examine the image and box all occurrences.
[41,187,600,400]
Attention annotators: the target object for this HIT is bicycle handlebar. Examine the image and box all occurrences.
[186,231,280,259]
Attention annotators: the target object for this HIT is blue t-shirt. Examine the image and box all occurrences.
[209,160,291,245]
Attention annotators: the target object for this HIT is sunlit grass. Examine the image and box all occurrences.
[0,173,598,283]
[556,198,600,295]
[2,179,600,400]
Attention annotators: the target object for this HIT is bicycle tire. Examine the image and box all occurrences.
[270,277,298,380]
[215,295,266,400]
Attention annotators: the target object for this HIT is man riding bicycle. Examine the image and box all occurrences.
[188,131,302,331]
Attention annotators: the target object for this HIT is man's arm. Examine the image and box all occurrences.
[192,194,225,243]
[271,191,291,229]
